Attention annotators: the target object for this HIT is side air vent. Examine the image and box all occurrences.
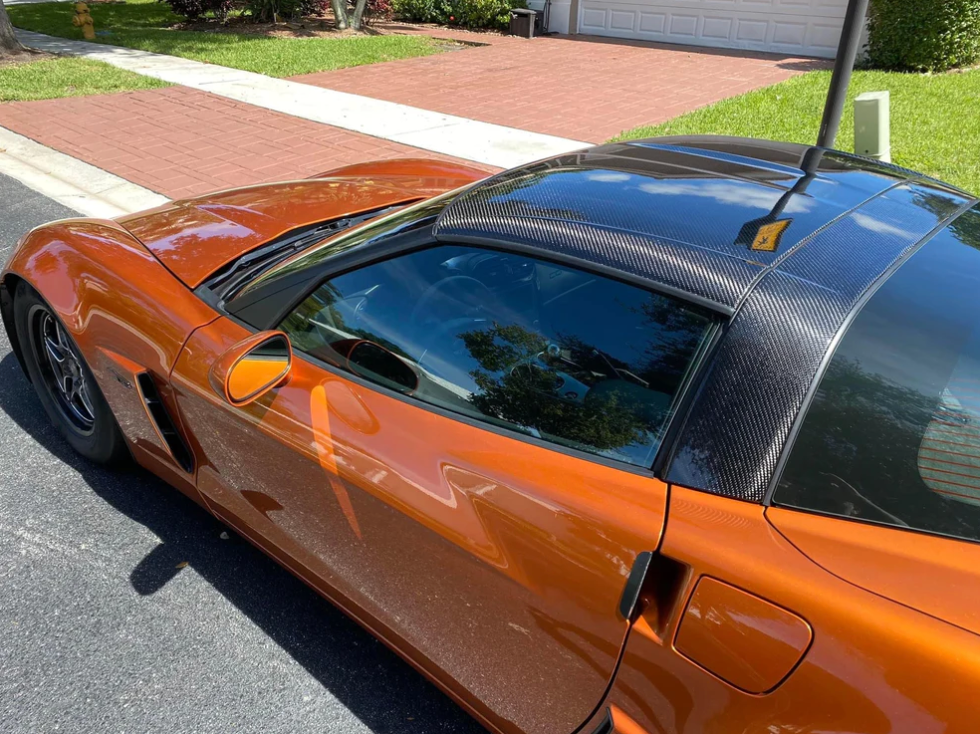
[136,373,194,474]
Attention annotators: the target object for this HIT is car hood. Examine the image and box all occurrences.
[116,161,489,288]
[115,179,426,289]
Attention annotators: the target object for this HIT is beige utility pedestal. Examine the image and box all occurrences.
[854,91,891,163]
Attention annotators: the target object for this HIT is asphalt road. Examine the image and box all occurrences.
[0,173,484,734]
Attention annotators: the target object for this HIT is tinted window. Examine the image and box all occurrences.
[776,208,980,543]
[281,245,715,468]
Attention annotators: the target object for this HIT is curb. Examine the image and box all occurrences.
[0,127,169,217]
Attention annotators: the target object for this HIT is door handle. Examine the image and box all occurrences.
[619,551,654,621]
[618,550,690,635]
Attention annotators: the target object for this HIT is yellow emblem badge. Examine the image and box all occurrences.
[751,220,792,252]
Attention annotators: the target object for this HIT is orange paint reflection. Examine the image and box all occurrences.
[311,383,362,540]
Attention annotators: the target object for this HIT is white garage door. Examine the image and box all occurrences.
[577,0,848,57]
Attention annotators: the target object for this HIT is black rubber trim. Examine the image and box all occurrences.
[619,551,654,621]
[588,710,613,734]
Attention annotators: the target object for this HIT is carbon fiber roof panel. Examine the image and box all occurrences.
[434,141,916,309]
[435,208,762,310]
[668,182,975,501]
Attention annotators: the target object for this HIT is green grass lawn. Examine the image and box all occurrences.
[614,69,980,195]
[0,56,169,101]
[9,0,447,77]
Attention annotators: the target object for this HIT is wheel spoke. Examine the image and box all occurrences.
[43,335,67,365]
[35,309,96,432]
[76,381,95,421]
[55,322,71,354]
[45,346,68,391]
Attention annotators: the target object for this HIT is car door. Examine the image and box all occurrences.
[577,210,980,734]
[170,242,718,734]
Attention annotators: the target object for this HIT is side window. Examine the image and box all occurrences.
[280,245,715,468]
[776,208,980,543]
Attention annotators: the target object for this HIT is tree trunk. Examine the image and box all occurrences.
[0,0,26,58]
[349,0,369,30]
[330,0,349,29]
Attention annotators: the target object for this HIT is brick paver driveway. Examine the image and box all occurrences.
[294,33,826,143]
[0,87,494,200]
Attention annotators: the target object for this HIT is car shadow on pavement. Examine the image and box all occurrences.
[0,352,482,734]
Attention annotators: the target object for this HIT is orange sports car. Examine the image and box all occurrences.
[3,136,980,734]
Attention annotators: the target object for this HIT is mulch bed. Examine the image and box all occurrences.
[0,49,56,69]
[172,13,503,42]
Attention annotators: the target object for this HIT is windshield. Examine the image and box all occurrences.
[237,190,460,297]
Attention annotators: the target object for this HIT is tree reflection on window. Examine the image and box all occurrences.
[281,245,716,469]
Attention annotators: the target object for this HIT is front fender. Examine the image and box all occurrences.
[1,217,218,497]
[2,217,217,379]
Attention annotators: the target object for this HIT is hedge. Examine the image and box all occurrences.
[868,0,980,72]
[393,0,525,30]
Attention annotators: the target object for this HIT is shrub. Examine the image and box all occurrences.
[393,0,522,29]
[366,0,393,21]
[165,0,234,20]
[245,0,330,20]
[868,0,980,72]
[453,0,522,29]
[244,0,302,20]
[300,0,331,14]
[392,0,435,22]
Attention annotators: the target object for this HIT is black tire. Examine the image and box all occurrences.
[14,281,129,465]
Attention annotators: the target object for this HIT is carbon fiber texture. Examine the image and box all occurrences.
[643,138,962,195]
[630,142,810,178]
[436,214,761,309]
[435,165,895,309]
[668,272,843,497]
[667,182,973,501]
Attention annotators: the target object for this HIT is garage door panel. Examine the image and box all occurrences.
[639,12,667,32]
[806,20,845,52]
[610,8,635,29]
[577,1,845,57]
[584,0,846,17]
[702,16,734,40]
[671,13,698,36]
[735,17,768,42]
[771,19,806,45]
